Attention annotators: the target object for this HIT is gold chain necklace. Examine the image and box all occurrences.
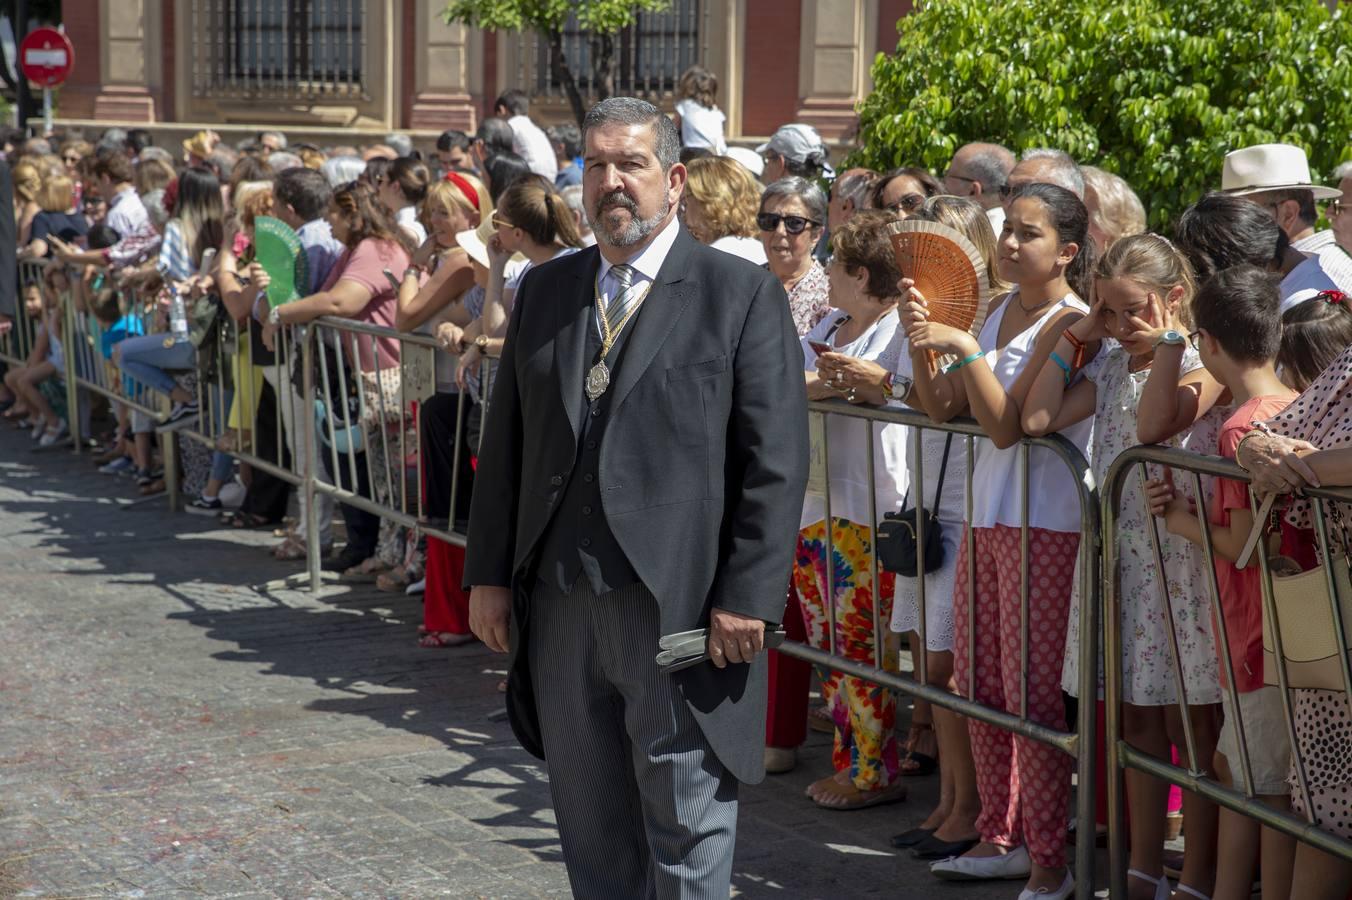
[585,274,651,401]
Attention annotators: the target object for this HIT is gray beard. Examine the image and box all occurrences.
[592,194,671,247]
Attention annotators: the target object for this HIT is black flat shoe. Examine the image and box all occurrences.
[912,835,980,861]
[888,827,935,849]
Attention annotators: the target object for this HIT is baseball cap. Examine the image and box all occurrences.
[755,123,835,179]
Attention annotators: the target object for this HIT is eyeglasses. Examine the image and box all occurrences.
[756,212,820,234]
[491,215,515,230]
[944,171,977,185]
[885,193,927,214]
[1186,329,1203,350]
[1329,199,1347,218]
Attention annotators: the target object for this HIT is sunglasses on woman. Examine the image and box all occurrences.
[885,194,927,214]
[756,212,820,234]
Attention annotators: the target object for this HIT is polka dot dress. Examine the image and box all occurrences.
[1260,343,1352,837]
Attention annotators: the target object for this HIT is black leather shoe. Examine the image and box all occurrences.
[888,827,935,849]
[911,835,980,860]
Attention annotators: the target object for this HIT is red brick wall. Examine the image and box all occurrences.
[876,0,912,55]
[59,5,102,119]
[740,0,802,138]
[161,2,175,120]
[482,31,498,123]
[401,0,417,128]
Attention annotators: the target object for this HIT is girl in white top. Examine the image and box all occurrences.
[673,66,727,154]
[816,195,1002,857]
[794,211,909,813]
[904,183,1094,900]
[1021,234,1224,900]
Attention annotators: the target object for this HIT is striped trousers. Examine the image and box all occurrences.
[529,578,739,900]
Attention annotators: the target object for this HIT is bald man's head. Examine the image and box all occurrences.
[944,142,1016,209]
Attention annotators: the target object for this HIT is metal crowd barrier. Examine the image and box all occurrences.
[1103,445,1352,898]
[300,315,491,589]
[783,399,1102,899]
[0,259,45,366]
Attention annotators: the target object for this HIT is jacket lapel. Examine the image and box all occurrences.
[556,249,601,443]
[608,230,698,416]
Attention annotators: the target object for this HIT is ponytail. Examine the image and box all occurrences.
[498,174,583,250]
[545,189,582,248]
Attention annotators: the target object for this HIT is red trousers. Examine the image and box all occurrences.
[954,524,1079,870]
[424,537,471,634]
[766,584,811,748]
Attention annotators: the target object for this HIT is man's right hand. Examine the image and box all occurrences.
[469,585,512,653]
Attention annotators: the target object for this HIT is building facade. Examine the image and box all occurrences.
[55,0,911,145]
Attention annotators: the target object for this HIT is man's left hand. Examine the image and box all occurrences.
[707,607,766,668]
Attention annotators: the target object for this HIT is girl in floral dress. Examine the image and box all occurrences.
[1022,233,1223,900]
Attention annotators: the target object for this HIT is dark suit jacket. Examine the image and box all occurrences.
[464,225,810,784]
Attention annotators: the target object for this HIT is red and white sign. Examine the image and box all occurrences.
[19,27,74,88]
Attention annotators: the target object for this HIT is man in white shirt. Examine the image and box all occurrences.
[96,154,148,240]
[494,89,558,181]
[1220,143,1342,252]
[944,142,1015,236]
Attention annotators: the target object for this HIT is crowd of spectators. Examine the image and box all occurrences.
[3,63,1352,900]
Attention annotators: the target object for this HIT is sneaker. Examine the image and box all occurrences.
[160,401,199,429]
[99,456,136,476]
[135,468,156,487]
[405,577,426,596]
[30,418,45,440]
[930,845,1031,881]
[37,421,68,447]
[185,495,224,516]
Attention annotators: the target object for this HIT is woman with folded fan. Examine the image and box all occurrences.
[818,195,1005,860]
[794,209,910,810]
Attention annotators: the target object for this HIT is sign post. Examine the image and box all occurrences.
[18,27,74,136]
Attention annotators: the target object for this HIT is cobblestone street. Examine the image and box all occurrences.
[0,426,1034,899]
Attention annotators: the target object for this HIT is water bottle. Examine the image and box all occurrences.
[169,286,189,343]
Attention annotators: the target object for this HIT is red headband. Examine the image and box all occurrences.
[444,171,480,212]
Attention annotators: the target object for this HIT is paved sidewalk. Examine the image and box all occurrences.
[0,427,1054,899]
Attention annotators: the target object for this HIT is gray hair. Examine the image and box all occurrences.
[266,151,303,172]
[1332,161,1352,182]
[138,146,174,168]
[140,188,169,230]
[259,130,288,150]
[96,127,127,154]
[581,97,681,171]
[385,133,414,158]
[321,155,366,189]
[559,184,585,216]
[832,171,877,208]
[1020,148,1085,198]
[761,176,828,225]
[965,145,1013,193]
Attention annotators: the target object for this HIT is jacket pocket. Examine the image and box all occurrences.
[666,355,728,382]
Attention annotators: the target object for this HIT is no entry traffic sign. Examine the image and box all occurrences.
[19,27,74,88]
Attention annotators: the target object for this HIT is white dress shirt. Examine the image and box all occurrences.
[595,215,682,316]
[509,115,559,180]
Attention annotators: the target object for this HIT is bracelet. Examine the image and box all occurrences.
[1062,329,1086,368]
[1049,351,1074,385]
[1233,430,1264,473]
[943,350,986,374]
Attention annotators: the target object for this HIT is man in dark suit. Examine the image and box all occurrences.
[464,97,809,898]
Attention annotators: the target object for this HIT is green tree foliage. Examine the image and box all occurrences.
[853,0,1352,229]
[443,0,672,125]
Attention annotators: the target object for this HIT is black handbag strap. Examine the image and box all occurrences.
[897,432,954,516]
[931,433,954,514]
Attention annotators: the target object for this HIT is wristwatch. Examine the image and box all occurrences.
[267,305,282,326]
[474,334,490,349]
[1153,330,1185,348]
[882,372,913,402]
[403,265,422,281]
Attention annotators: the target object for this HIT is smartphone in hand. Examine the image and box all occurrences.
[807,340,833,356]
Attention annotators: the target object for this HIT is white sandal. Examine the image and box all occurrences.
[1172,885,1210,900]
[1127,869,1170,900]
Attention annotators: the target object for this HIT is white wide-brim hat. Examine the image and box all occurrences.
[724,146,765,178]
[455,218,496,269]
[1221,143,1342,200]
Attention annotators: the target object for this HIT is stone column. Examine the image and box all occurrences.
[408,0,482,132]
[91,0,161,121]
[795,0,876,141]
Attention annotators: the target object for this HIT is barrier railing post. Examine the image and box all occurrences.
[299,324,322,592]
[162,429,179,510]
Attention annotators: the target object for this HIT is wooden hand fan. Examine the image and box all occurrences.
[888,219,991,367]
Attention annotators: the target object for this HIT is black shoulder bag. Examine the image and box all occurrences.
[877,434,953,577]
